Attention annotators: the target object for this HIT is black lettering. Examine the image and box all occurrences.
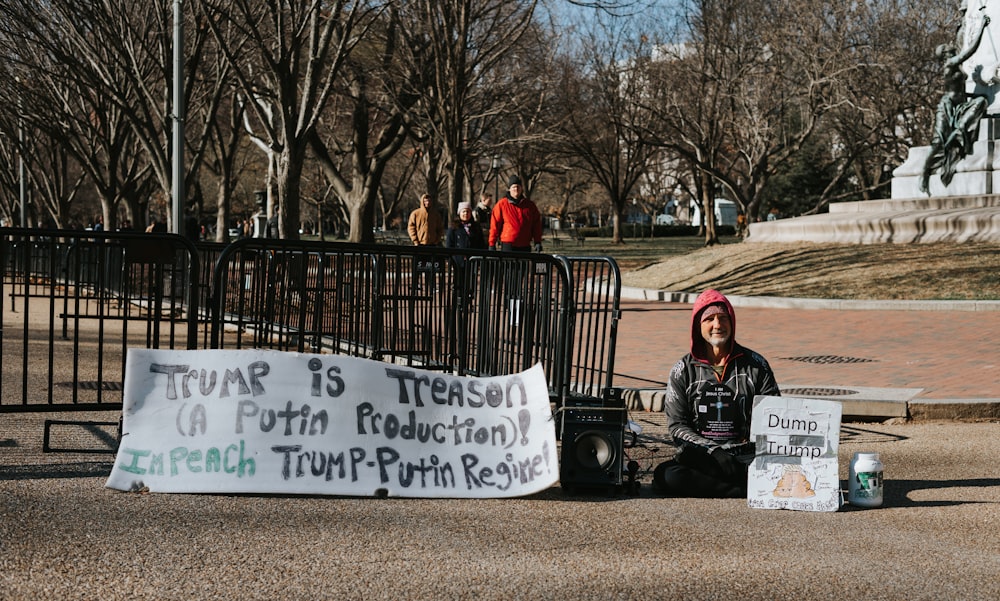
[467,380,485,407]
[221,368,250,398]
[431,377,448,404]
[272,445,303,480]
[506,377,528,407]
[375,447,400,483]
[235,400,259,434]
[149,363,190,400]
[384,368,417,405]
[247,361,269,396]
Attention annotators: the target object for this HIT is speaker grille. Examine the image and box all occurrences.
[573,430,616,470]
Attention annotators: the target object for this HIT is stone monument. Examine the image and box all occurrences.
[893,1,1000,198]
[749,1,1000,244]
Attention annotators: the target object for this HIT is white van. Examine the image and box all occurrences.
[690,199,738,226]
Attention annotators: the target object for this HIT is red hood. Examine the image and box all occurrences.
[690,289,736,362]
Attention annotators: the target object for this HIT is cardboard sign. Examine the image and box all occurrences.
[106,349,558,498]
[747,396,842,512]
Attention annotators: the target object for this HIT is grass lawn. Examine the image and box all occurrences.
[546,233,738,272]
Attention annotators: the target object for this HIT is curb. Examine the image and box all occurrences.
[619,286,1000,312]
[908,399,1000,421]
[620,388,1000,422]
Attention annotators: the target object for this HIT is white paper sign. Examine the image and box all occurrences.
[106,349,558,498]
[747,396,842,512]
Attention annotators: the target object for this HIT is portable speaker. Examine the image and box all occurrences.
[559,405,626,493]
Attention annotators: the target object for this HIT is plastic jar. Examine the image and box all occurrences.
[848,452,884,508]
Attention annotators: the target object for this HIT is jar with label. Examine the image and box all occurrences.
[848,452,884,508]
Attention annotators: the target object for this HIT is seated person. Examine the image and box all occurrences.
[653,289,780,497]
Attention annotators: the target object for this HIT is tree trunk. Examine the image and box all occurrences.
[275,147,305,240]
[700,170,718,246]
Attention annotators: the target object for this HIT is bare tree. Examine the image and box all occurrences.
[646,0,954,239]
[204,88,251,242]
[304,5,420,244]
[552,15,662,243]
[799,0,953,213]
[0,0,232,232]
[0,78,85,227]
[198,0,386,240]
[398,0,539,216]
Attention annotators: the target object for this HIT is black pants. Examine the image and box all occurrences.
[652,446,748,498]
[500,243,530,252]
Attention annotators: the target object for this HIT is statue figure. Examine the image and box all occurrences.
[920,14,991,194]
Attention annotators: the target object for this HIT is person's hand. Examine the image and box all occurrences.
[710,447,741,477]
[533,242,543,252]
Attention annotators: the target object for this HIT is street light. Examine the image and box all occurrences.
[14,76,26,228]
[171,0,184,235]
[491,155,500,203]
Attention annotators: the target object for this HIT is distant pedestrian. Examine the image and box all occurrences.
[145,215,167,233]
[488,175,542,252]
[473,193,493,231]
[446,202,487,252]
[407,193,445,246]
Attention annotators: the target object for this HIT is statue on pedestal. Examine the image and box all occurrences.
[920,14,991,193]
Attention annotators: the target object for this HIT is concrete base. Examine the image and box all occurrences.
[748,195,1000,244]
[623,385,919,416]
[751,115,1000,245]
[622,385,1000,421]
[908,399,1000,420]
[891,116,1000,198]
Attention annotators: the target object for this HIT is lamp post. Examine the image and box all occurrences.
[14,76,26,228]
[18,107,25,228]
[491,155,500,203]
[253,190,267,238]
[171,0,184,235]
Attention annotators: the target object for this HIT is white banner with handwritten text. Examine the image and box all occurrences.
[106,349,557,498]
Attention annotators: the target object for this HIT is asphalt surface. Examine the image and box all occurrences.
[1,298,999,600]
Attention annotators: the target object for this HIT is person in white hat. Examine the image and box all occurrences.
[445,201,486,252]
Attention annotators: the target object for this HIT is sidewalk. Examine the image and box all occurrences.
[611,292,1000,420]
[2,293,999,600]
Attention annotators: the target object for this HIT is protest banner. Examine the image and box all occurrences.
[106,349,558,498]
[747,396,842,512]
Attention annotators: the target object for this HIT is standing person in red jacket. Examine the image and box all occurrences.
[488,175,543,252]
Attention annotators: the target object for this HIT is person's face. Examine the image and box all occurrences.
[509,184,522,198]
[700,311,732,348]
[459,207,472,221]
[421,196,432,208]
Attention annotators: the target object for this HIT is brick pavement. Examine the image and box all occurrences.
[612,299,1000,402]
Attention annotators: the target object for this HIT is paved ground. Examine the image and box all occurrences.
[613,298,1000,402]
[1,297,999,600]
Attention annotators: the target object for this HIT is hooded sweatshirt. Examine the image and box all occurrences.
[664,289,780,452]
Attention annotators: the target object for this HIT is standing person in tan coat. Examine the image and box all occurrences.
[407,193,445,246]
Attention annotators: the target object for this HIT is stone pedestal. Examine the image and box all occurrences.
[891,116,1000,198]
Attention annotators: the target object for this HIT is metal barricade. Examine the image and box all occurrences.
[562,256,621,402]
[0,228,200,413]
[208,240,581,403]
[1,231,621,451]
